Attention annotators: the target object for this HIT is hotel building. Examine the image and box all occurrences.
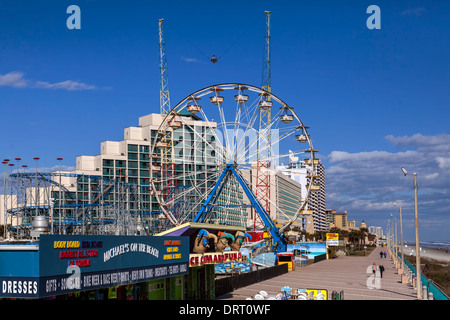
[277,153,327,233]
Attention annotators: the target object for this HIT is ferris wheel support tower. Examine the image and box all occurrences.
[255,10,272,230]
[158,19,176,203]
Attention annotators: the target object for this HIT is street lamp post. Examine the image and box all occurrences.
[394,202,405,273]
[386,220,390,251]
[401,167,422,300]
[390,213,398,264]
[394,215,398,261]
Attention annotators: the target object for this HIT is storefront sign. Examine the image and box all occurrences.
[189,251,242,266]
[0,235,189,298]
[326,239,339,246]
[326,233,339,240]
[326,233,339,246]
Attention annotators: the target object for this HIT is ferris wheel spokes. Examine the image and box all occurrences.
[151,83,316,231]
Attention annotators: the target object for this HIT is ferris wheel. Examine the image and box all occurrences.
[149,83,316,234]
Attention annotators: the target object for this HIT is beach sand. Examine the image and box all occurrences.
[401,245,450,263]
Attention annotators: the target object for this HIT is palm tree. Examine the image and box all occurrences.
[329,227,341,235]
[340,229,349,246]
[348,230,360,249]
[360,227,369,249]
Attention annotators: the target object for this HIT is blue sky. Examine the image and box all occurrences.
[1,0,449,241]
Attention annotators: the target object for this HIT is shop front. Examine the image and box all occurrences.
[157,222,251,299]
[0,234,189,300]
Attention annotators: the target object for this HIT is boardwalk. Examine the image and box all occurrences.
[217,246,417,300]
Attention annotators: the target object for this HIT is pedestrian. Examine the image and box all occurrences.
[383,251,387,258]
[372,263,377,276]
[379,265,384,278]
[380,251,383,259]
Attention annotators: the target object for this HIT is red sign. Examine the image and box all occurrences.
[189,252,242,266]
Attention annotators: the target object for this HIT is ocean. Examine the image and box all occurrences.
[404,240,450,250]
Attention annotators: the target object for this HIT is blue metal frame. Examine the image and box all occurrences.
[193,163,286,253]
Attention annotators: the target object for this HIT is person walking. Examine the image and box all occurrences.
[379,265,385,278]
[372,263,377,277]
[379,251,383,259]
[383,251,387,258]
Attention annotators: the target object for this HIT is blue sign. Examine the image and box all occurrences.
[0,235,189,298]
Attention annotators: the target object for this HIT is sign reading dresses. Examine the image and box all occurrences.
[0,235,189,298]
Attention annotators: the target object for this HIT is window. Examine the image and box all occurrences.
[128,153,138,160]
[115,160,126,168]
[128,161,138,168]
[140,162,149,170]
[128,144,138,152]
[102,159,114,167]
[140,145,149,153]
[140,153,149,161]
[128,169,139,177]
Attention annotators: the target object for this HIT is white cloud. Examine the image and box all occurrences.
[33,80,97,91]
[328,150,418,163]
[325,133,450,240]
[0,71,98,91]
[436,157,450,171]
[385,133,450,151]
[0,71,28,88]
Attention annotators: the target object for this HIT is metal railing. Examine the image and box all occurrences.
[397,251,449,300]
[215,264,288,298]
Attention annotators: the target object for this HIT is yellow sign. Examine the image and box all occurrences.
[326,233,339,240]
[298,289,328,300]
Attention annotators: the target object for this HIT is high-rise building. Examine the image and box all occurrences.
[369,226,384,238]
[277,152,327,233]
[328,210,348,230]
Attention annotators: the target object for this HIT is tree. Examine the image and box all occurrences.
[360,227,369,249]
[348,230,360,249]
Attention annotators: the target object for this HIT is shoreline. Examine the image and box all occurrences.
[400,244,450,263]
